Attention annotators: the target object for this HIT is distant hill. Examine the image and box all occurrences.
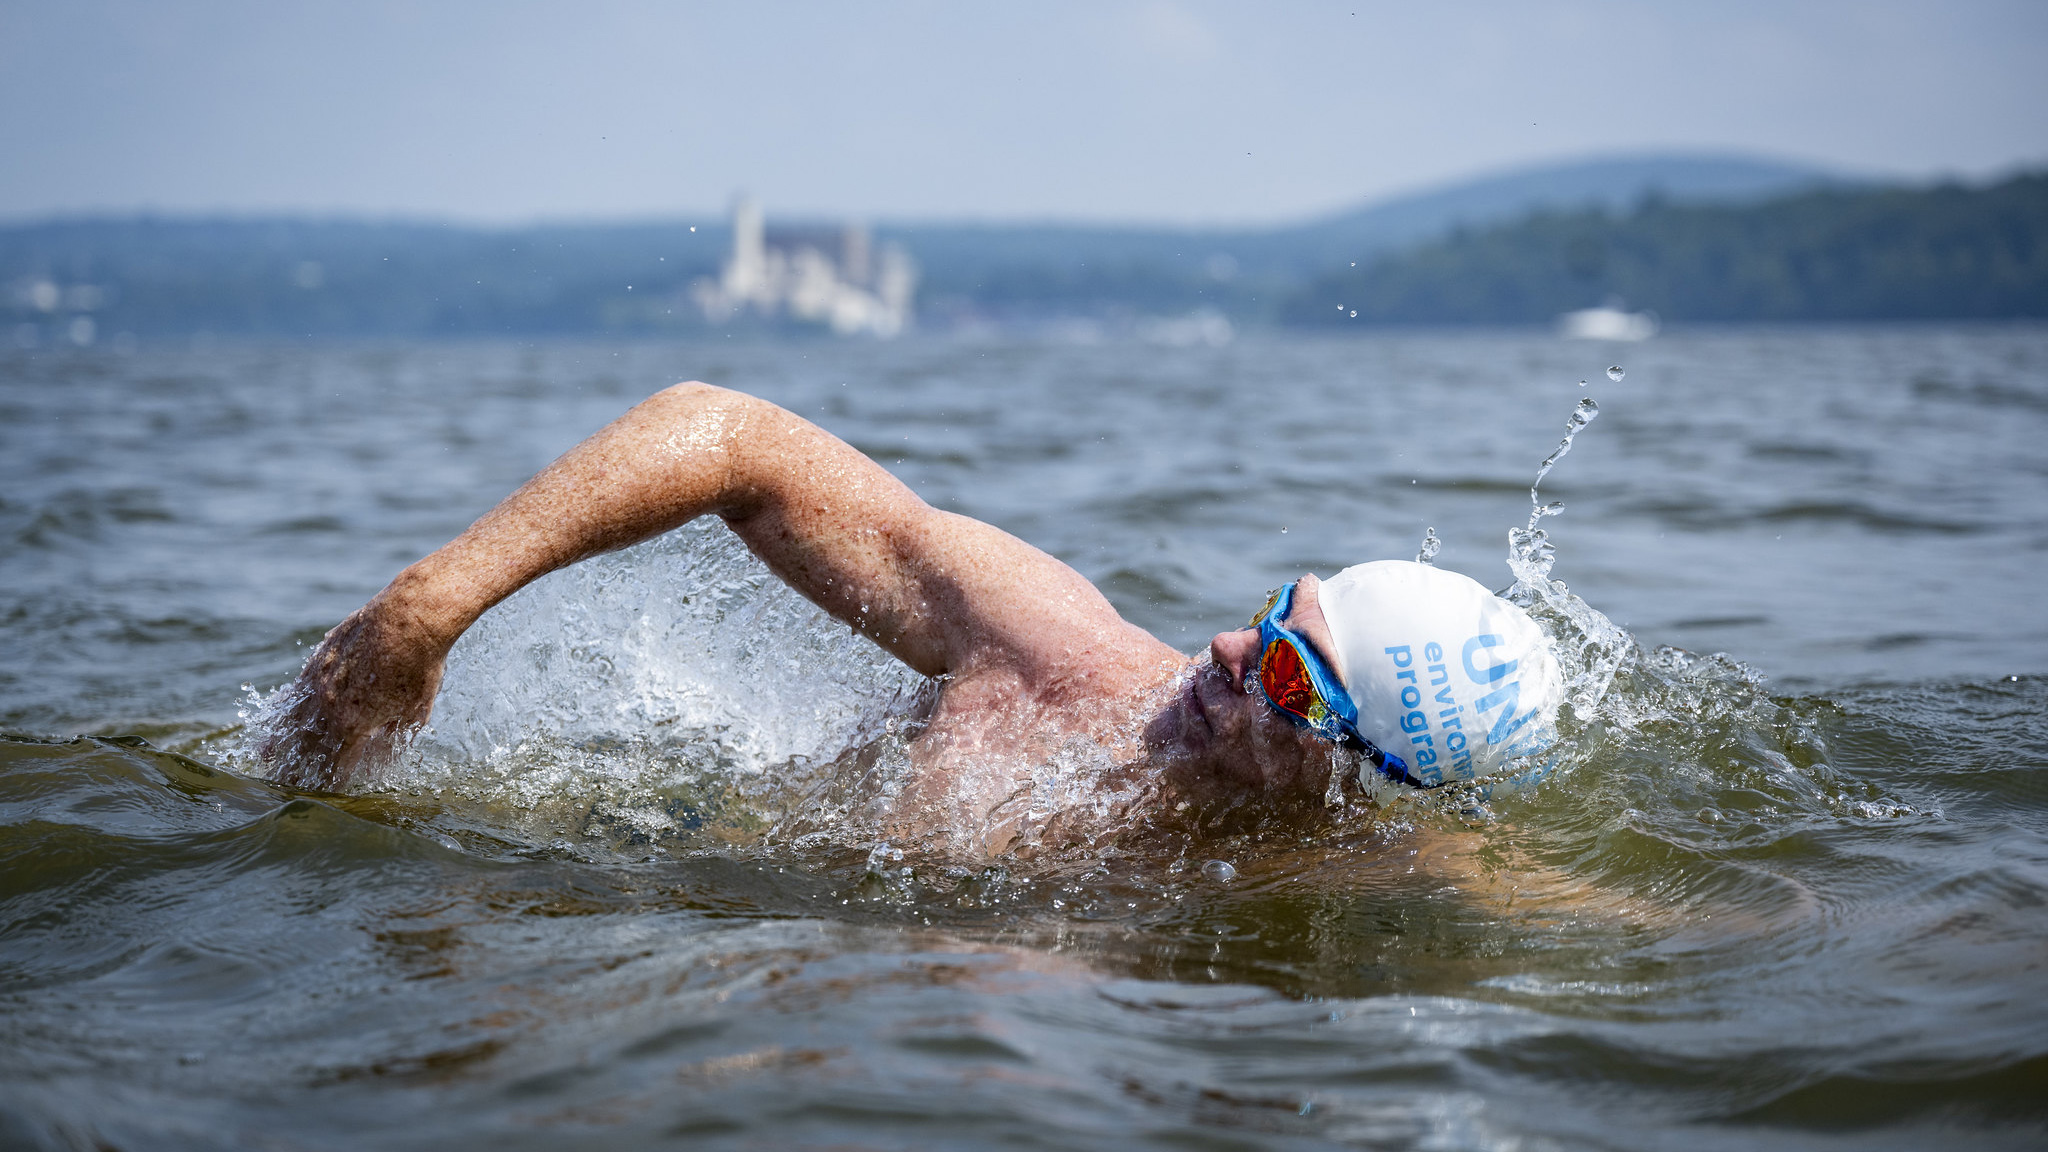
[1284,171,2048,325]
[890,153,1842,320]
[1283,153,1842,253]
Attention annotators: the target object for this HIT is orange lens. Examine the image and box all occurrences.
[1259,638,1318,720]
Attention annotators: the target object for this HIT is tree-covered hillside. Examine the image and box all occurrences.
[1286,173,2048,325]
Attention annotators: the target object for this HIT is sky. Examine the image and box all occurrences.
[1,0,2044,226]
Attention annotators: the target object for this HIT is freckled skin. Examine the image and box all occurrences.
[261,383,1347,850]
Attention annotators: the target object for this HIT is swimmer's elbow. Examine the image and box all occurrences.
[646,380,735,411]
[643,382,785,429]
[654,379,721,399]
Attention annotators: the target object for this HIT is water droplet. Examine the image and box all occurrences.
[1607,365,1625,382]
[1349,310,1357,318]
[1201,859,1237,882]
[1415,526,1441,566]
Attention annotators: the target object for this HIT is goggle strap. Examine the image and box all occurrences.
[1347,736,1430,789]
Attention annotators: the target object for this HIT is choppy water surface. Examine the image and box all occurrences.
[3,328,2047,1149]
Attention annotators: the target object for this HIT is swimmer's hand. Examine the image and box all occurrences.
[257,592,449,790]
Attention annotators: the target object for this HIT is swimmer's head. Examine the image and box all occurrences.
[1317,561,1563,786]
[1207,561,1563,788]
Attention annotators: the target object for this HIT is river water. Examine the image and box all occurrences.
[3,327,2045,1149]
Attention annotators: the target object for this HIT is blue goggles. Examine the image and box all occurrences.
[1248,581,1412,786]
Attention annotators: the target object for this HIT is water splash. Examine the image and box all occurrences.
[1440,390,1917,842]
[1414,526,1441,566]
[235,520,929,855]
[1491,395,1637,760]
[1508,397,1599,584]
[1532,398,1599,510]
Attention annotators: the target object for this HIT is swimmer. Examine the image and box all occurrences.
[261,384,1560,855]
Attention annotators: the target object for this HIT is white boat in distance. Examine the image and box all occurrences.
[1558,303,1659,341]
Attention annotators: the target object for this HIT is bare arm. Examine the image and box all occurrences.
[260,383,1141,787]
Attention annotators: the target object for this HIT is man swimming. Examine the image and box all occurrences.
[260,383,1561,855]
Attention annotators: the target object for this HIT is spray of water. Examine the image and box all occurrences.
[1509,396,1599,583]
[1365,380,1931,869]
[1493,395,1636,737]
[1414,526,1441,566]
[234,519,930,855]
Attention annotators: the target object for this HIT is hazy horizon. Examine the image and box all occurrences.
[0,149,1894,231]
[4,1,2044,227]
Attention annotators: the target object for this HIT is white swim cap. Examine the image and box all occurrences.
[1317,561,1563,787]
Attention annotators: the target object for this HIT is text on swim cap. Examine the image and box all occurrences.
[1382,637,1550,785]
[1463,634,1542,749]
[1461,635,1516,683]
[1429,651,1468,779]
[1385,644,1448,784]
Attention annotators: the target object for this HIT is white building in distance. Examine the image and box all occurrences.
[693,197,917,337]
